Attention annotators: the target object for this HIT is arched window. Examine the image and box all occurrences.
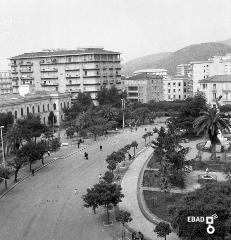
[38,105,40,113]
[53,103,56,110]
[47,104,49,111]
[27,107,29,115]
[32,106,35,114]
[15,110,17,119]
[43,104,45,112]
[21,108,23,116]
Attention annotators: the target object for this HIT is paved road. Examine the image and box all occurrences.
[0,126,155,240]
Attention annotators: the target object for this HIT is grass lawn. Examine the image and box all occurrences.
[147,154,161,169]
[143,190,185,222]
[142,170,160,187]
[192,160,225,172]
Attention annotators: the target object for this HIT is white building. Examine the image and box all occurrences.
[133,69,168,79]
[176,64,191,77]
[0,71,12,95]
[199,75,231,107]
[191,53,231,93]
[10,48,121,103]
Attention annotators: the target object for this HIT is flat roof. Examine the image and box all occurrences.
[198,75,231,83]
[10,48,120,60]
[122,73,163,80]
[134,68,167,73]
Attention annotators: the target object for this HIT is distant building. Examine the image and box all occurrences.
[10,48,121,103]
[0,91,71,125]
[163,75,192,101]
[176,64,191,77]
[191,53,231,93]
[121,73,163,103]
[133,69,168,79]
[0,71,12,95]
[198,75,231,107]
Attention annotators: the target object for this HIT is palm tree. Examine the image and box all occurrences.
[130,141,138,155]
[193,107,230,161]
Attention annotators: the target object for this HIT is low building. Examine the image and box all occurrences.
[163,75,192,101]
[198,75,231,107]
[0,71,12,95]
[133,69,168,79]
[121,73,163,103]
[0,91,71,126]
[176,64,191,77]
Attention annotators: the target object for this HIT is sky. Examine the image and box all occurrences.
[0,0,231,70]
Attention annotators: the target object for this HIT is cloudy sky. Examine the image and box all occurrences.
[0,0,231,70]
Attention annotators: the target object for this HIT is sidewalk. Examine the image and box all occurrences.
[119,147,179,240]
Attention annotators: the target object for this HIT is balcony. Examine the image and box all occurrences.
[66,75,80,78]
[41,83,58,86]
[66,83,81,86]
[40,68,58,72]
[65,68,80,71]
[19,62,33,66]
[41,76,58,79]
[12,77,19,81]
[21,76,34,80]
[11,71,18,74]
[83,75,100,78]
[20,70,33,73]
[40,59,57,65]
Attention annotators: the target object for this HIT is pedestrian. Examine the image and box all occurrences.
[86,153,88,160]
[47,150,50,156]
[99,173,102,180]
[132,232,135,240]
[129,153,132,160]
[145,128,147,132]
[100,145,102,151]
[32,169,35,176]
[84,152,87,159]
[77,140,80,148]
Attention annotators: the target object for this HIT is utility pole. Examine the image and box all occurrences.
[121,99,125,130]
[0,126,7,189]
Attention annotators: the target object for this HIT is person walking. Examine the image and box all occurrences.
[100,145,102,151]
[47,151,50,156]
[77,140,80,148]
[32,169,35,176]
[85,152,88,160]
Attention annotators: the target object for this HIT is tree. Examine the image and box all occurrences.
[82,186,100,214]
[193,107,230,161]
[66,126,75,138]
[154,222,172,240]
[146,131,153,140]
[131,107,150,124]
[116,210,132,240]
[50,137,61,152]
[0,111,14,131]
[48,111,57,127]
[103,171,114,183]
[107,160,117,173]
[76,92,93,108]
[142,133,148,145]
[130,141,138,155]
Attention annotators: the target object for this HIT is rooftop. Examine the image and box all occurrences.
[134,69,167,74]
[0,92,70,108]
[10,48,120,60]
[198,75,231,83]
[122,73,163,81]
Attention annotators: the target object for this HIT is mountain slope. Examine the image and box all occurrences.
[218,38,231,46]
[122,52,171,76]
[123,42,231,75]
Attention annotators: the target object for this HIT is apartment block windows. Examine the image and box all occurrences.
[84,71,87,76]
[213,93,216,100]
[178,83,181,87]
[213,84,216,90]
[202,84,207,89]
[168,89,170,93]
[173,89,176,92]
[68,57,72,63]
[173,82,176,86]
[53,103,56,110]
[168,83,170,87]
[225,93,228,100]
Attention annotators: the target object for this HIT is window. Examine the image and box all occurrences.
[38,105,40,113]
[43,117,45,124]
[21,108,23,116]
[61,103,63,109]
[178,83,181,86]
[84,70,87,76]
[47,104,49,111]
[168,96,171,100]
[213,93,217,99]
[173,89,176,92]
[168,89,170,93]
[56,87,58,91]
[203,84,207,89]
[32,106,35,114]
[53,103,56,110]
[173,82,176,86]
[15,110,17,119]
[67,102,70,108]
[27,107,29,115]
[64,102,66,108]
[68,57,72,62]
[69,80,72,84]
[43,104,45,112]
[226,93,228,100]
[173,95,176,99]
[213,84,216,90]
[168,83,170,86]
[179,95,181,99]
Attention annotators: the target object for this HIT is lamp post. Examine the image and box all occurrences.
[0,126,7,189]
[121,98,125,130]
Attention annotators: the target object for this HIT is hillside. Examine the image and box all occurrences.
[123,42,231,75]
[218,38,231,46]
[122,52,171,76]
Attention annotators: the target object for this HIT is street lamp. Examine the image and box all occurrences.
[121,99,125,130]
[0,126,7,188]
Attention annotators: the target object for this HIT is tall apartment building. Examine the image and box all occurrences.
[0,71,12,95]
[121,73,163,103]
[163,75,192,101]
[191,53,231,93]
[10,48,121,103]
[176,64,191,77]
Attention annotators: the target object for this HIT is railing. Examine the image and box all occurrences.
[19,62,33,66]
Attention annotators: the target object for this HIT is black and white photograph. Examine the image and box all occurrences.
[0,0,231,239]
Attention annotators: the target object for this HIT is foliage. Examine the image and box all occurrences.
[103,171,114,183]
[107,160,117,173]
[0,167,10,180]
[48,111,57,127]
[169,182,231,239]
[82,186,100,214]
[154,222,172,240]
[66,126,75,138]
[131,107,150,124]
[0,111,14,132]
[142,133,148,144]
[50,137,61,151]
[115,209,132,225]
[130,141,138,155]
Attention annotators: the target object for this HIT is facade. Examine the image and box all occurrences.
[176,64,191,77]
[163,75,192,101]
[191,53,231,93]
[0,71,12,95]
[198,75,231,107]
[133,69,168,79]
[121,73,163,103]
[10,48,121,102]
[0,91,71,126]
